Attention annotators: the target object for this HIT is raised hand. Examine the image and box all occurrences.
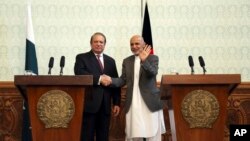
[139,44,151,62]
[101,74,112,86]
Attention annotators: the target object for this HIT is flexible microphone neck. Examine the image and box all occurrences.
[48,68,52,75]
[60,68,63,75]
[202,66,207,74]
[191,67,194,75]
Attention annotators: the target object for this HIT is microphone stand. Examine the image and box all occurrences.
[202,66,207,75]
[60,67,63,76]
[191,67,194,75]
[48,68,52,75]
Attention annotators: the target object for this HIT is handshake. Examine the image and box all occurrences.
[100,74,112,86]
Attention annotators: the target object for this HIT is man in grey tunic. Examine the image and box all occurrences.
[102,35,165,141]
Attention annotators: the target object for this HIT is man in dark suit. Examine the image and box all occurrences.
[102,35,165,141]
[74,32,121,141]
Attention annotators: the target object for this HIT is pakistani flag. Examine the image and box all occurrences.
[22,4,37,141]
[25,4,38,74]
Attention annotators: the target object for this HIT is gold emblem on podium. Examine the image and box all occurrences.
[37,90,75,128]
[181,90,219,128]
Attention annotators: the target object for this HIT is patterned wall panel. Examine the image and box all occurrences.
[149,0,250,80]
[0,82,23,141]
[1,0,250,81]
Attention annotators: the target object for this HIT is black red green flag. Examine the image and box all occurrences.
[142,2,154,54]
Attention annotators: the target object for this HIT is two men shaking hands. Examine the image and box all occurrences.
[99,43,152,87]
[100,74,112,86]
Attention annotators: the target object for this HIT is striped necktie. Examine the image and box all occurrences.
[96,54,104,71]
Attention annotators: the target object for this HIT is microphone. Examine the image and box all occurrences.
[198,56,206,74]
[188,55,194,74]
[48,57,54,75]
[60,56,65,75]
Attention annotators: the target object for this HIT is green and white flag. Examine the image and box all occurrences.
[25,4,38,74]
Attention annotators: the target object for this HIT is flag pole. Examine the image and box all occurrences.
[141,0,146,32]
[141,0,143,18]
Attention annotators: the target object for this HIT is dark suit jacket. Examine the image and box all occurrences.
[74,50,120,114]
[111,54,163,113]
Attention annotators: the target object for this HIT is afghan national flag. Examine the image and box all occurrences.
[142,2,154,54]
[25,4,38,74]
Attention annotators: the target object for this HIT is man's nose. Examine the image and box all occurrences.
[131,45,136,48]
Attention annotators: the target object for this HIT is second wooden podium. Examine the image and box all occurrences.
[14,75,93,141]
[160,74,240,141]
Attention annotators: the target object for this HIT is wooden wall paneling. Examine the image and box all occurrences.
[0,82,23,141]
[225,82,250,141]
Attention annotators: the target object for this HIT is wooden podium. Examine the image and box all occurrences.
[14,75,92,141]
[160,74,241,141]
